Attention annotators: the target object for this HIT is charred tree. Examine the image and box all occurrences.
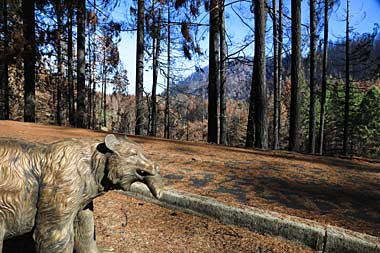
[219,0,227,145]
[289,0,302,151]
[22,0,36,122]
[343,0,350,155]
[87,21,92,129]
[54,0,64,125]
[308,0,317,153]
[164,2,171,139]
[276,0,283,149]
[273,0,279,149]
[135,0,145,135]
[208,0,219,144]
[246,0,268,148]
[253,0,268,149]
[102,47,107,127]
[76,0,86,128]
[91,0,97,129]
[318,0,329,154]
[1,0,9,120]
[67,1,75,125]
[150,7,162,137]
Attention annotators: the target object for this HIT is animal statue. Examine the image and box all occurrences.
[0,134,164,253]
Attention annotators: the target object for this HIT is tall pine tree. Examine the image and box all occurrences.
[289,0,302,151]
[343,0,350,155]
[208,0,219,143]
[318,0,330,154]
[22,0,36,122]
[308,0,317,153]
[76,0,86,128]
[135,0,145,135]
[253,0,268,149]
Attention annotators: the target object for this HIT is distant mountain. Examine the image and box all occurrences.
[172,57,280,100]
[173,33,380,100]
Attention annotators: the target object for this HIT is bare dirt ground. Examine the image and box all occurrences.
[1,120,379,251]
[136,137,380,238]
[94,191,313,253]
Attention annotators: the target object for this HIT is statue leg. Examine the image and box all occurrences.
[33,217,75,253]
[74,209,114,253]
[74,209,100,253]
[0,222,4,252]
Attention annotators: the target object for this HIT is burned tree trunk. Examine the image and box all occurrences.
[273,0,279,149]
[343,0,350,155]
[91,0,97,129]
[164,2,171,139]
[76,0,86,128]
[208,0,219,144]
[1,0,9,120]
[22,0,36,122]
[308,0,317,153]
[289,0,301,151]
[247,0,268,149]
[219,0,227,145]
[55,0,64,125]
[318,0,329,155]
[135,0,145,135]
[253,0,268,149]
[67,1,75,125]
[275,0,283,149]
[151,8,162,137]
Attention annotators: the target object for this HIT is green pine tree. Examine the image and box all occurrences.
[354,86,380,158]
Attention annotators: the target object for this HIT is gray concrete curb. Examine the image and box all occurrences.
[120,183,380,253]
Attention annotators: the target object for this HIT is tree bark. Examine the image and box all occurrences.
[276,0,283,149]
[76,0,86,128]
[1,0,9,120]
[246,27,255,147]
[151,7,162,137]
[308,0,317,153]
[246,85,255,147]
[22,0,36,122]
[253,0,268,149]
[91,0,97,129]
[87,22,92,129]
[318,0,329,155]
[135,0,145,135]
[343,0,350,155]
[273,0,279,149]
[289,0,301,151]
[55,0,64,125]
[164,2,171,139]
[67,1,75,125]
[102,47,107,128]
[219,0,227,145]
[208,0,219,144]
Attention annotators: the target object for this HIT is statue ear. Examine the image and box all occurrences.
[105,134,120,153]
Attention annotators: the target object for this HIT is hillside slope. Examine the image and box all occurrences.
[0,120,379,238]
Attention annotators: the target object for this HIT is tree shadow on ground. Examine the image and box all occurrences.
[252,176,379,208]
[146,135,380,173]
[220,172,380,236]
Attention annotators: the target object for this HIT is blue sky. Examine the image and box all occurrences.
[113,0,380,95]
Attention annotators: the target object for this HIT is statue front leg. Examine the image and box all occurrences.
[74,208,115,253]
[74,209,101,253]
